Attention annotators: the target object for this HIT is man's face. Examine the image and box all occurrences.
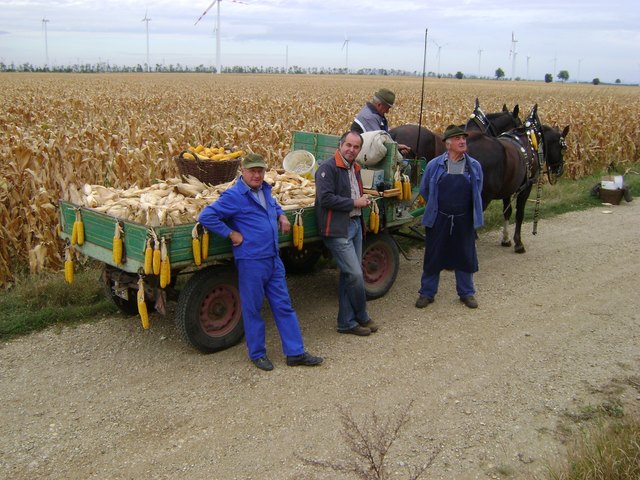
[447,135,468,156]
[242,167,265,189]
[374,101,391,115]
[339,133,363,163]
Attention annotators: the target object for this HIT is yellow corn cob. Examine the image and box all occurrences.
[137,277,149,330]
[374,203,380,234]
[292,218,300,248]
[64,247,74,284]
[394,167,403,199]
[296,214,304,251]
[183,152,195,160]
[112,223,123,265]
[76,216,84,246]
[194,144,205,153]
[159,237,170,288]
[70,219,78,245]
[369,204,376,232]
[201,229,209,260]
[143,237,153,275]
[229,150,244,159]
[403,174,411,201]
[192,224,202,266]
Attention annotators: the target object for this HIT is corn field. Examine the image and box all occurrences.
[1,73,639,287]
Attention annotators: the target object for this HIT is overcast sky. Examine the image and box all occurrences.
[1,0,638,83]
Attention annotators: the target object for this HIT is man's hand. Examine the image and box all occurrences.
[278,214,291,234]
[353,195,371,208]
[398,143,411,156]
[229,230,243,247]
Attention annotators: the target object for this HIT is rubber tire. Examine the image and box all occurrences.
[362,232,400,300]
[175,266,244,353]
[281,245,322,274]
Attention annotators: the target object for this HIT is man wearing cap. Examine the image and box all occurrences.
[198,153,323,371]
[416,125,484,310]
[351,88,410,156]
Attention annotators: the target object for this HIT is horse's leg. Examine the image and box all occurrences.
[513,187,532,253]
[501,198,512,247]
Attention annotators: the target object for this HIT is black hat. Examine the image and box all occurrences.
[374,88,396,107]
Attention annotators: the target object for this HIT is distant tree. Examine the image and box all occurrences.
[557,70,570,82]
[495,67,505,79]
[592,78,600,85]
[615,79,621,84]
[544,73,553,83]
[455,71,464,79]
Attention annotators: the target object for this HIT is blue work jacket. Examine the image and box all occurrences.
[198,178,284,260]
[420,152,484,230]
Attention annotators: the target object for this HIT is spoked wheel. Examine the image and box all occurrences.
[175,266,244,353]
[281,245,323,274]
[362,232,400,300]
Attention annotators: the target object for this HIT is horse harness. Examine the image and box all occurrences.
[497,130,540,194]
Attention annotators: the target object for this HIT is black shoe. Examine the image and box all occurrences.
[361,320,379,333]
[460,296,478,309]
[286,352,324,367]
[338,325,371,336]
[252,356,274,371]
[415,296,434,308]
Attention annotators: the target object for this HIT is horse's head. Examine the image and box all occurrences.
[467,99,522,136]
[542,125,570,180]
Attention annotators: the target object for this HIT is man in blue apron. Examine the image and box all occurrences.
[416,125,484,309]
[199,154,323,371]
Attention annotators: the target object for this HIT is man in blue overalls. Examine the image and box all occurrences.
[416,125,484,309]
[199,154,323,371]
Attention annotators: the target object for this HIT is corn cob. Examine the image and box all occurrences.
[292,213,300,248]
[394,167,403,200]
[112,222,123,265]
[143,237,153,275]
[75,209,85,245]
[159,237,171,288]
[201,229,209,260]
[192,224,202,266]
[71,218,78,245]
[296,212,304,251]
[151,230,161,275]
[403,174,411,201]
[64,246,74,284]
[137,277,149,330]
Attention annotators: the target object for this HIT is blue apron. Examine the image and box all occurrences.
[423,170,478,274]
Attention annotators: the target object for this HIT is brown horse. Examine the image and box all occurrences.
[390,103,521,162]
[467,105,569,253]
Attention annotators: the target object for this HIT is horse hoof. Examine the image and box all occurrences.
[515,246,526,254]
[501,241,512,247]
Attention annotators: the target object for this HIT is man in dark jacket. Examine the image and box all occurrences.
[314,131,379,336]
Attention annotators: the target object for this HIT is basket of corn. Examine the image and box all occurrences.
[175,145,244,186]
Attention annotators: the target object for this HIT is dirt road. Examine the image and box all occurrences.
[1,200,639,480]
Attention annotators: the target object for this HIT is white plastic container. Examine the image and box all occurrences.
[283,150,317,179]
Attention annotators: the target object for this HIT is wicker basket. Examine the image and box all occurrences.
[599,188,624,205]
[174,150,241,186]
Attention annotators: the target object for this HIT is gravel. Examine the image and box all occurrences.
[1,200,639,480]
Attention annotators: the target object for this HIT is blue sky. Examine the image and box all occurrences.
[1,0,638,83]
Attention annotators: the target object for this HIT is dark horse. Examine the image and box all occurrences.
[467,105,570,253]
[390,102,521,162]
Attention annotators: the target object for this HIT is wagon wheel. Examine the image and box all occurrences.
[175,266,244,353]
[362,232,400,300]
[281,245,323,274]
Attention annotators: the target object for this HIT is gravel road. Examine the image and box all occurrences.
[1,200,639,480]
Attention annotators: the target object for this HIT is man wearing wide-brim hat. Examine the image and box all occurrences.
[415,124,484,310]
[351,88,410,156]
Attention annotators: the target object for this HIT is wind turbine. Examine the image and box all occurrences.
[431,39,446,77]
[577,58,583,83]
[509,32,518,80]
[477,48,482,77]
[42,18,50,68]
[195,0,247,75]
[526,55,531,81]
[342,35,350,73]
[142,10,151,72]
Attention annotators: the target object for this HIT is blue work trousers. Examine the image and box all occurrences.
[236,256,305,360]
[419,270,475,299]
[323,218,370,331]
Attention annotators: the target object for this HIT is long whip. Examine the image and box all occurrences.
[415,28,428,158]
